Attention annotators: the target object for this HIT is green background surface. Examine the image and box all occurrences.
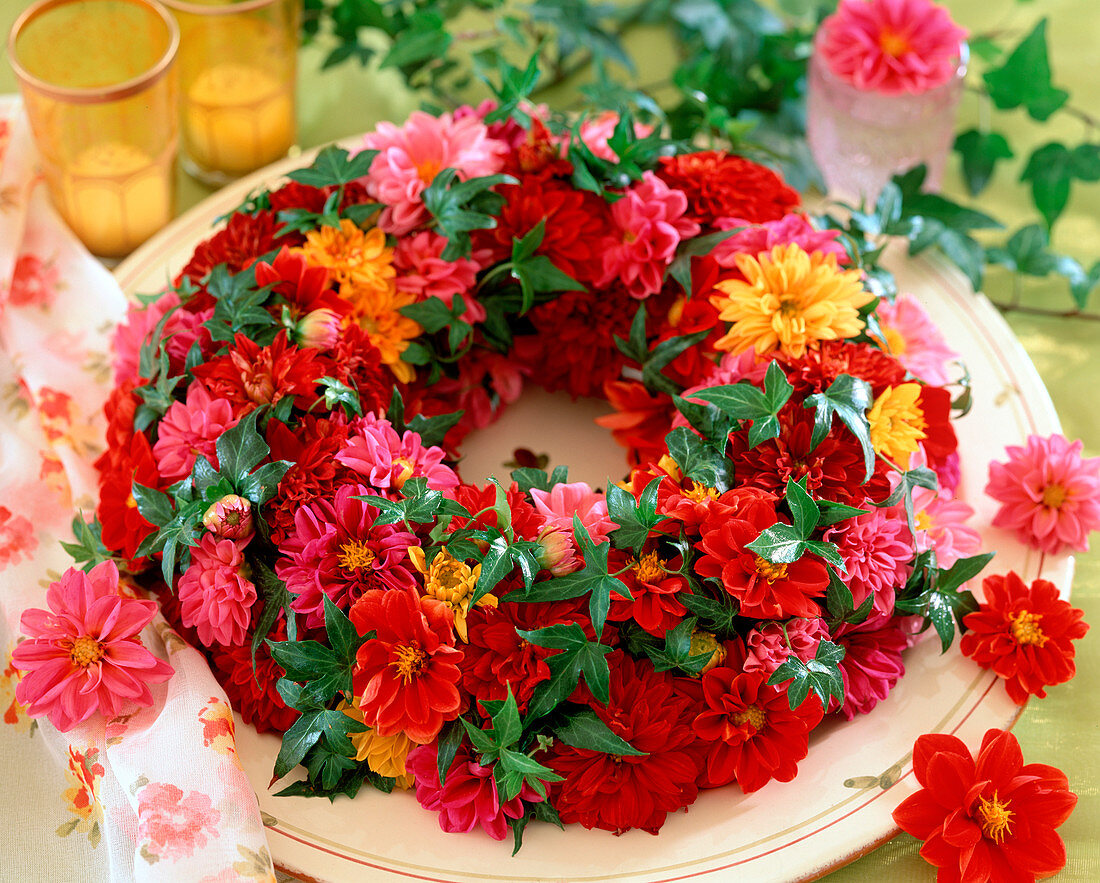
[0,1,1096,879]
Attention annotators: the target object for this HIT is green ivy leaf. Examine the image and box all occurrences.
[551,707,646,756]
[803,374,875,481]
[1021,142,1073,228]
[606,477,663,552]
[690,360,793,447]
[516,621,613,719]
[768,639,846,711]
[379,10,453,71]
[983,19,1068,122]
[422,169,516,261]
[953,129,1014,196]
[287,145,376,188]
[664,426,734,493]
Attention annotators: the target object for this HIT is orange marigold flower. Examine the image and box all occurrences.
[867,382,927,469]
[892,729,1077,883]
[960,571,1088,705]
[340,699,415,788]
[407,546,495,643]
[343,285,422,384]
[710,244,871,359]
[298,219,396,295]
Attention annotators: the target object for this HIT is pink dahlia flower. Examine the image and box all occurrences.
[277,484,419,629]
[529,481,615,545]
[873,293,958,385]
[819,0,967,96]
[336,414,459,495]
[744,617,828,675]
[597,171,701,299]
[12,561,173,731]
[911,486,981,568]
[985,434,1100,555]
[406,741,544,840]
[177,534,256,648]
[574,111,654,162]
[153,382,239,481]
[831,614,908,718]
[363,111,509,236]
[710,214,847,268]
[825,507,914,616]
[112,291,211,385]
[394,230,485,322]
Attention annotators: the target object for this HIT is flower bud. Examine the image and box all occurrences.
[202,494,254,540]
[295,308,341,349]
[689,629,726,676]
[537,527,578,576]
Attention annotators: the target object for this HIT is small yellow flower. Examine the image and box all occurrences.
[298,219,396,294]
[340,700,415,788]
[710,244,872,359]
[867,382,927,469]
[408,546,496,643]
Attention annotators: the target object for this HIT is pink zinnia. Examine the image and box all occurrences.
[819,0,967,95]
[710,213,847,268]
[363,111,509,236]
[153,382,239,481]
[176,534,257,647]
[825,507,914,616]
[744,617,828,675]
[276,484,419,629]
[873,293,959,385]
[12,561,173,731]
[911,486,981,569]
[406,741,545,841]
[336,414,459,495]
[529,481,615,545]
[597,171,701,299]
[394,230,485,321]
[831,614,908,719]
[985,434,1100,555]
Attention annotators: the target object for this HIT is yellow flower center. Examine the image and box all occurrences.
[427,554,478,604]
[867,383,927,470]
[338,540,376,572]
[733,704,766,731]
[879,27,911,58]
[754,556,789,583]
[415,158,442,184]
[683,483,719,504]
[391,644,428,684]
[632,550,666,584]
[69,636,105,668]
[976,792,1014,843]
[914,509,932,532]
[1009,610,1049,647]
[881,325,908,355]
[1042,484,1067,508]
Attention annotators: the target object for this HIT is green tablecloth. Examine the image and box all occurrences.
[0,0,1095,878]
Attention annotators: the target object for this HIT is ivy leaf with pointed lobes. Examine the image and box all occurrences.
[768,639,846,711]
[1021,142,1074,229]
[606,477,663,552]
[286,144,376,188]
[982,19,1068,122]
[953,129,1014,196]
[803,373,874,482]
[551,707,647,756]
[665,226,744,294]
[690,360,794,448]
[515,622,613,721]
[746,478,845,571]
[422,169,516,261]
[664,426,734,494]
[510,219,586,314]
[873,465,939,535]
[511,464,570,495]
[270,706,367,784]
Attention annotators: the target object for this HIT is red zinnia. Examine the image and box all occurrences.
[546,652,703,834]
[693,666,823,792]
[695,511,828,619]
[893,729,1077,883]
[656,151,800,227]
[960,572,1089,705]
[350,588,463,744]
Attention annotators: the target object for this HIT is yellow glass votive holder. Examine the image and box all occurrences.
[161,0,299,185]
[8,0,179,259]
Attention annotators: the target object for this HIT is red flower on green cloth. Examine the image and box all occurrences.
[350,588,463,744]
[692,666,824,792]
[892,729,1077,883]
[960,572,1089,705]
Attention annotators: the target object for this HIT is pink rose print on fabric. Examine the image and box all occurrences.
[0,506,36,570]
[7,253,61,308]
[137,782,222,864]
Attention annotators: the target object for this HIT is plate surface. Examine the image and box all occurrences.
[115,151,1072,883]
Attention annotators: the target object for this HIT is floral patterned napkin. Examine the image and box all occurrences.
[0,95,276,883]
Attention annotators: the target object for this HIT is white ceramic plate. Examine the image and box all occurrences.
[115,149,1072,883]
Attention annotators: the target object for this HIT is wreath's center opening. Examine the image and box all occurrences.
[457,387,628,491]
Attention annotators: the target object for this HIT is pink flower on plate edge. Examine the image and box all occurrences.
[985,434,1100,555]
[11,561,173,731]
[819,0,967,95]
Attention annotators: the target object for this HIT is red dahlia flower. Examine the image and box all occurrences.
[179,210,293,291]
[350,588,463,744]
[656,152,800,227]
[546,652,702,834]
[893,729,1077,883]
[693,666,823,792]
[209,619,299,735]
[596,380,675,468]
[96,430,161,566]
[960,572,1088,705]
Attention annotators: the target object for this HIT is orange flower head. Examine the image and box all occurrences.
[407,546,495,643]
[298,219,396,295]
[710,244,872,359]
[867,382,927,469]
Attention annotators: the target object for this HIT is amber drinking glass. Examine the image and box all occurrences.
[9,0,179,259]
[161,0,298,185]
